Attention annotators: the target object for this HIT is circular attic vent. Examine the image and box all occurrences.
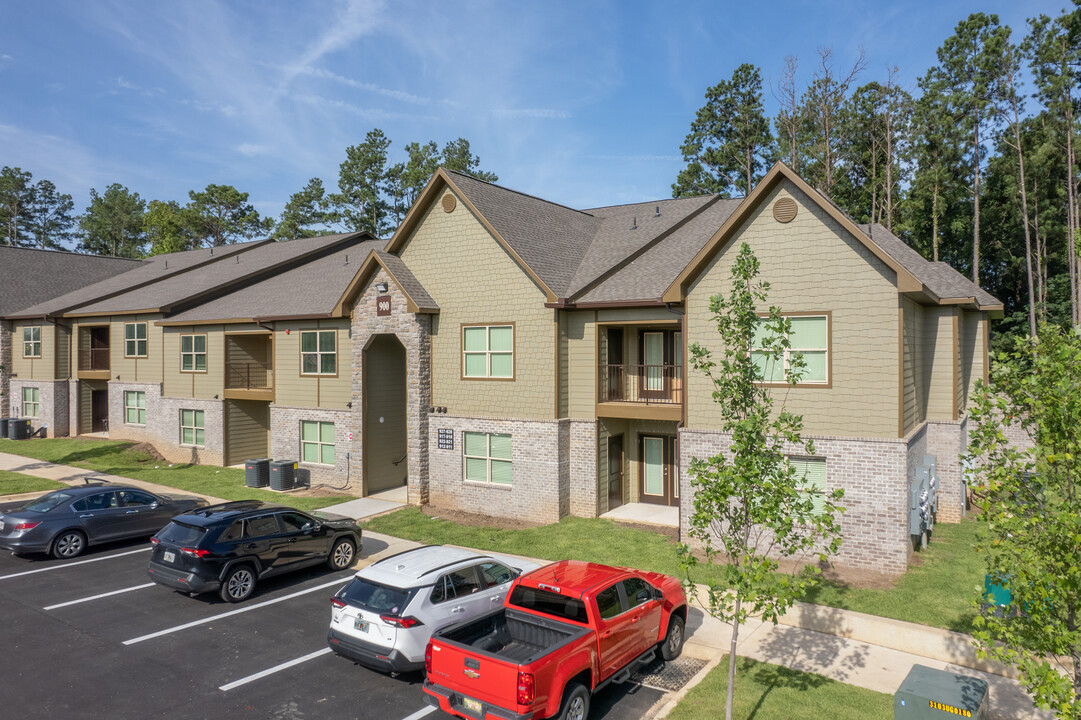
[441,193,457,213]
[773,197,797,223]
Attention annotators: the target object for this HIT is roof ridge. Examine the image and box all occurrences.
[0,245,144,262]
[443,168,596,218]
[582,193,726,212]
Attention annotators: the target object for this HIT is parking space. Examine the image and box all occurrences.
[0,539,671,719]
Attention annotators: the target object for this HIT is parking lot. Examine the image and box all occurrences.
[0,533,669,720]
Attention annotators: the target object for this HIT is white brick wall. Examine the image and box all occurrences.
[270,405,352,487]
[9,379,68,437]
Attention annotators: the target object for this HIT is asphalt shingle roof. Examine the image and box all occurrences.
[0,247,142,317]
[374,250,438,311]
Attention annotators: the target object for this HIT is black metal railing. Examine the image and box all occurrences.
[225,362,272,390]
[599,364,682,404]
[78,347,110,371]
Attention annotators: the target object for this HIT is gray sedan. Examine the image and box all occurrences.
[0,481,207,559]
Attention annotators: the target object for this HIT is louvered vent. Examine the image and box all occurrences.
[773,197,797,223]
[441,193,457,213]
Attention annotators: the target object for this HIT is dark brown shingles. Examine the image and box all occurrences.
[0,247,143,317]
[374,251,438,311]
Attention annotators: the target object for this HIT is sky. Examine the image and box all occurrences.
[0,0,1068,245]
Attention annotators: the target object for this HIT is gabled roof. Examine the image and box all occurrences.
[160,236,384,325]
[0,246,143,317]
[333,249,439,316]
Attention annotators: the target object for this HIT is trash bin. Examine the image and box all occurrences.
[269,460,297,491]
[0,418,9,437]
[894,664,989,719]
[244,458,271,488]
[7,418,31,440]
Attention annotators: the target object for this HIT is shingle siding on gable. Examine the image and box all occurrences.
[399,191,554,421]
[684,181,899,438]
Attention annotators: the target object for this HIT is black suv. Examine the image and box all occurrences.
[147,501,361,603]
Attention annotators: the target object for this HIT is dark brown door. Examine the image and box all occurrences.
[607,435,624,510]
[639,435,677,506]
[90,327,110,370]
[91,390,108,432]
[606,328,624,401]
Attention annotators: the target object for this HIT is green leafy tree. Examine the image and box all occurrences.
[679,242,845,720]
[965,324,1081,716]
[273,178,332,240]
[144,200,196,255]
[78,183,147,257]
[26,179,75,250]
[186,184,270,247]
[331,128,393,236]
[441,137,497,182]
[0,166,34,246]
[673,63,774,198]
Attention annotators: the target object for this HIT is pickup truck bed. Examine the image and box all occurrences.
[439,608,589,664]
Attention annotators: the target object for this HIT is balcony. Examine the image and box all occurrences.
[77,346,111,380]
[597,363,683,421]
[223,360,273,401]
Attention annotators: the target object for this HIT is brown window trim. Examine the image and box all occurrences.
[298,328,339,378]
[752,311,832,389]
[460,322,516,382]
[124,321,149,359]
[179,333,209,374]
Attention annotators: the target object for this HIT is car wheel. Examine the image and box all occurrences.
[661,614,685,662]
[557,683,589,720]
[52,530,87,559]
[220,565,256,603]
[327,537,356,570]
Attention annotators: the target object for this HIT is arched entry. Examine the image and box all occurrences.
[363,334,408,493]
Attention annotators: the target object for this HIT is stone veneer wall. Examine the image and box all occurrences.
[0,319,10,416]
[270,405,352,487]
[350,267,431,502]
[9,379,68,437]
[105,381,224,466]
[679,428,911,575]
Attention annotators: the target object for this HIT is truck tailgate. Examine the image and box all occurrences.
[428,639,523,715]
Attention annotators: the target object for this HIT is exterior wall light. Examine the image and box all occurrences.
[376,282,389,293]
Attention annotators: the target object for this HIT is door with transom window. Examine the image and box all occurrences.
[639,435,678,506]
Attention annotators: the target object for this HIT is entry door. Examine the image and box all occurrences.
[91,390,109,432]
[640,435,677,506]
[607,435,624,510]
[640,332,667,399]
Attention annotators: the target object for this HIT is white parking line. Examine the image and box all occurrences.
[122,575,350,645]
[0,547,151,580]
[219,647,332,691]
[44,582,156,610]
[400,707,437,720]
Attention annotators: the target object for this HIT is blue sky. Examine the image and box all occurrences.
[0,0,1065,242]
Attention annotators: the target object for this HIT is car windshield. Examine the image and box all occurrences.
[508,585,589,624]
[20,491,74,513]
[338,578,415,616]
[156,521,208,546]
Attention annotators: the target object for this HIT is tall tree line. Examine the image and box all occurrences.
[674,7,1081,345]
[0,130,495,257]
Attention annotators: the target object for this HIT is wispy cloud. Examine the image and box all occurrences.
[293,93,437,123]
[493,108,571,120]
[288,65,429,105]
[236,143,269,157]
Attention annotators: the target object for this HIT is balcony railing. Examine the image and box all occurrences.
[599,364,682,404]
[225,362,272,390]
[78,348,110,372]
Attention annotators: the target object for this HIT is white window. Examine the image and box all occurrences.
[462,325,513,378]
[125,391,146,425]
[301,421,335,465]
[125,322,148,358]
[791,457,827,514]
[751,315,828,384]
[22,326,41,358]
[300,330,336,375]
[22,387,39,417]
[463,432,512,485]
[180,409,205,447]
[180,334,207,372]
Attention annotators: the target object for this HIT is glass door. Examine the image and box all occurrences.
[639,435,677,506]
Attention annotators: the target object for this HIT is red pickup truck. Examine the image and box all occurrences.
[423,560,688,720]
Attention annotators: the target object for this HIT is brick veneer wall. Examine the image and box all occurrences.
[350,267,432,502]
[104,381,224,466]
[566,419,599,518]
[0,320,10,415]
[679,428,911,575]
[925,419,966,523]
[9,379,68,437]
[270,405,352,487]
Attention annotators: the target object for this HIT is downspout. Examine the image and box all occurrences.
[666,302,686,544]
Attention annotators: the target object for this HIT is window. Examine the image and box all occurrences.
[124,322,148,358]
[301,421,335,465]
[431,568,483,604]
[463,432,512,485]
[22,387,39,417]
[300,330,336,375]
[462,324,513,378]
[479,562,515,588]
[72,492,117,512]
[791,458,827,514]
[279,512,316,532]
[180,409,205,447]
[124,391,146,425]
[180,334,207,372]
[22,326,41,358]
[218,521,244,543]
[622,577,653,609]
[751,314,828,384]
[118,490,156,507]
[243,515,281,538]
[596,584,623,620]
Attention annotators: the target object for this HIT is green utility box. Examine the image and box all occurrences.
[894,664,989,719]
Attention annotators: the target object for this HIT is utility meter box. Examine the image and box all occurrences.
[894,664,989,719]
[909,457,939,545]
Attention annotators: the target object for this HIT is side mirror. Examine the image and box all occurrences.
[654,587,664,601]
[150,502,159,510]
[636,591,650,604]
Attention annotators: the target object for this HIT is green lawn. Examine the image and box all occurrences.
[0,438,356,513]
[362,506,983,632]
[667,656,893,720]
[0,469,66,496]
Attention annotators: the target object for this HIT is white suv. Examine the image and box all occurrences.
[327,545,540,674]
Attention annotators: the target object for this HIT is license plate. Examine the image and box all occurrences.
[462,697,482,713]
[163,551,175,563]
[354,618,368,632]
